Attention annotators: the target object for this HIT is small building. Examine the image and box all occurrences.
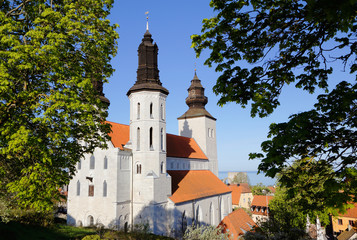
[332,203,357,237]
[219,208,256,239]
[228,183,253,209]
[250,195,274,223]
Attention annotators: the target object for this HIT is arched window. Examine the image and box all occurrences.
[88,215,94,226]
[160,162,164,174]
[160,128,164,150]
[76,180,80,196]
[136,163,142,174]
[160,104,164,120]
[150,103,153,118]
[137,103,140,119]
[78,159,81,170]
[104,156,108,169]
[103,180,107,197]
[88,185,94,197]
[181,211,187,234]
[211,129,214,138]
[149,127,153,150]
[208,128,211,137]
[90,155,95,169]
[137,127,140,151]
[220,197,225,221]
[210,202,215,225]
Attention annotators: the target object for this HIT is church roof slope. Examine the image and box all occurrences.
[166,134,208,160]
[167,170,231,204]
[106,121,207,159]
[219,208,256,239]
[106,121,130,150]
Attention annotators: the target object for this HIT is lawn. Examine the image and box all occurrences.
[0,221,174,240]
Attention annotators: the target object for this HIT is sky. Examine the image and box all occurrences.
[104,0,353,173]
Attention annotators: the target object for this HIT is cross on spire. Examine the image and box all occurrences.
[145,11,149,31]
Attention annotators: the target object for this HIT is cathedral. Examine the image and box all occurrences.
[67,27,232,238]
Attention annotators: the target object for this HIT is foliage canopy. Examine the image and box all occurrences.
[0,0,118,212]
[192,0,357,209]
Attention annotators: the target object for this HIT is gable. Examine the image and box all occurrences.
[106,121,207,159]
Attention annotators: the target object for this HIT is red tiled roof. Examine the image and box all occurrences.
[341,203,357,218]
[268,186,276,194]
[106,121,207,159]
[166,134,208,160]
[220,208,256,239]
[251,195,274,207]
[106,121,130,150]
[228,185,242,205]
[168,170,231,203]
[239,183,251,193]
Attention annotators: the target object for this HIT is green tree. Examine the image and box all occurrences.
[251,183,271,196]
[0,0,118,213]
[192,0,357,209]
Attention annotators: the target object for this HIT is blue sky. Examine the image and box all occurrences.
[104,1,353,172]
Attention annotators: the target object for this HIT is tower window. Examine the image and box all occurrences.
[211,129,214,138]
[208,128,211,137]
[76,180,80,196]
[88,185,94,197]
[137,127,140,151]
[161,161,164,174]
[136,163,142,174]
[90,155,95,169]
[160,104,164,120]
[149,127,153,150]
[161,128,164,150]
[103,181,107,197]
[104,156,108,169]
[78,159,81,170]
[150,103,153,118]
[137,103,140,119]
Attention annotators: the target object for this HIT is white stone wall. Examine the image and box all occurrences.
[166,157,209,171]
[178,116,218,176]
[170,192,232,238]
[67,143,131,228]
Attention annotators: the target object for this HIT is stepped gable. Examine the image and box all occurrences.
[106,121,207,159]
[167,170,231,203]
[219,208,256,239]
[178,72,215,120]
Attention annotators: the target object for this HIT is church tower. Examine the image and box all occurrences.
[178,72,218,176]
[126,27,171,232]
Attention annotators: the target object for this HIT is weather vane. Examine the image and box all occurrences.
[145,11,149,30]
[194,62,197,73]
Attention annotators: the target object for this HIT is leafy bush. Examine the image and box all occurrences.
[184,224,230,240]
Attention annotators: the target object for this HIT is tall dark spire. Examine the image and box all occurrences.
[92,78,110,106]
[127,30,169,96]
[178,72,215,120]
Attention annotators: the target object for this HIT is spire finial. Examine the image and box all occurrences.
[145,11,149,31]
